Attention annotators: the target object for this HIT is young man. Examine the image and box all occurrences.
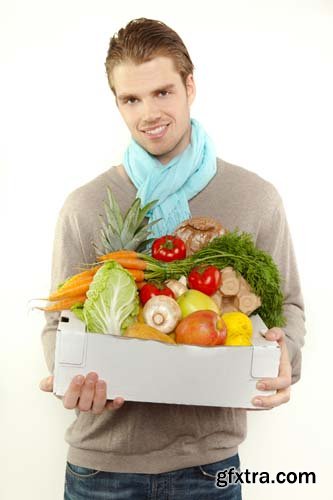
[40,18,305,499]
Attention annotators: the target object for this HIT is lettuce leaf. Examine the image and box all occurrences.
[70,302,85,322]
[74,261,139,335]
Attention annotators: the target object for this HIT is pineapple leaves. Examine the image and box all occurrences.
[137,199,159,227]
[120,198,141,242]
[106,187,123,234]
[136,238,156,253]
[94,187,160,254]
[120,198,159,243]
[127,220,160,246]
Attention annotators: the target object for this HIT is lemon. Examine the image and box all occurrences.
[222,312,253,346]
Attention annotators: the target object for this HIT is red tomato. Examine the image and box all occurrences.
[139,283,175,305]
[188,266,222,296]
[152,235,186,262]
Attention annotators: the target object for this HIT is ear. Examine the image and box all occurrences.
[186,74,196,105]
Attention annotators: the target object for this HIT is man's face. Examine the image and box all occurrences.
[112,56,196,165]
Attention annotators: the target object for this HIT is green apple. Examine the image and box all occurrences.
[177,289,221,318]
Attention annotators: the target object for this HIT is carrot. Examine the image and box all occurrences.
[97,250,138,262]
[40,295,87,312]
[57,275,94,293]
[48,281,92,302]
[126,269,145,282]
[59,265,101,290]
[106,257,147,270]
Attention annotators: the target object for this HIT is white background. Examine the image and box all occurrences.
[1,1,332,499]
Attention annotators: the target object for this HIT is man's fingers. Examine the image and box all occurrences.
[252,387,291,409]
[91,380,107,414]
[63,375,85,409]
[279,342,292,375]
[48,371,125,413]
[264,327,284,342]
[256,370,291,392]
[106,397,125,411]
[257,327,292,391]
[39,375,54,392]
[265,328,291,377]
[77,372,98,412]
[252,326,292,409]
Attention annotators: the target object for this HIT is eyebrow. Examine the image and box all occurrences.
[117,83,176,102]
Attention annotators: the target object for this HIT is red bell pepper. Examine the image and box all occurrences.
[152,235,186,262]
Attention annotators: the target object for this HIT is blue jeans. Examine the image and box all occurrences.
[64,453,242,499]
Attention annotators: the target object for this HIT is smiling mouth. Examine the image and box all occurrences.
[142,124,170,136]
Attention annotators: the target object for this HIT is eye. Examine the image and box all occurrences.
[126,97,138,105]
[158,90,170,97]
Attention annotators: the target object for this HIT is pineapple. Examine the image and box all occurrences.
[94,187,160,255]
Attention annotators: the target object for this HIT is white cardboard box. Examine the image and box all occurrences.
[54,312,280,409]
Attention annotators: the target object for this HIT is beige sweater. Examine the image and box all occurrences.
[41,158,305,474]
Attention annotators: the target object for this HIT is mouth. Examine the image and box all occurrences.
[141,123,170,139]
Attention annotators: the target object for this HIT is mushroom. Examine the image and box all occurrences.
[173,216,226,256]
[143,295,182,334]
[178,275,187,287]
[165,278,188,298]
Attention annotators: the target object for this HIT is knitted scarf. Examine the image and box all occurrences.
[123,118,216,238]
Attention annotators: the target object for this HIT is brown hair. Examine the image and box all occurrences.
[105,18,194,93]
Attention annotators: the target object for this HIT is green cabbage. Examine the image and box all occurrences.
[72,261,139,335]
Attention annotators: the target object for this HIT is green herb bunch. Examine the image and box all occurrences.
[194,231,286,328]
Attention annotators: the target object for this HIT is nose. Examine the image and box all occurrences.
[142,98,162,124]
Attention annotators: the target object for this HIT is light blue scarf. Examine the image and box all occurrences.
[123,118,217,238]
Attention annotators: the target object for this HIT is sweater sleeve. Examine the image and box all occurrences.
[256,187,306,384]
[41,197,89,374]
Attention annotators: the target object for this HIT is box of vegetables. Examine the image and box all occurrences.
[42,188,285,408]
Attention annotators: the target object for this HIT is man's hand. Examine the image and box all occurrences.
[251,327,292,410]
[39,373,125,414]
